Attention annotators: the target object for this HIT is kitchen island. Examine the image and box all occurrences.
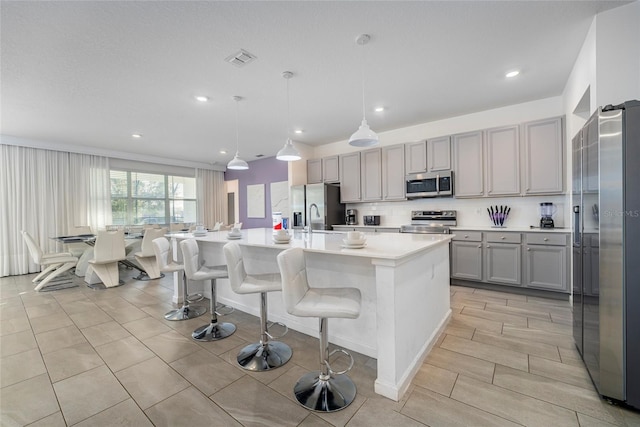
[169,228,453,401]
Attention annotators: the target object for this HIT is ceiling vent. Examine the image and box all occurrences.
[225,49,257,67]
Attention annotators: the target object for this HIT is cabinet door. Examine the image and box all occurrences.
[524,244,568,292]
[405,141,427,174]
[361,148,382,201]
[427,136,451,171]
[382,144,406,200]
[323,155,340,183]
[523,117,564,195]
[453,131,484,197]
[485,243,521,285]
[339,152,361,203]
[307,159,322,184]
[451,241,483,281]
[486,125,520,196]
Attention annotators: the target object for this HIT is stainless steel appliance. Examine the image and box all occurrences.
[290,183,345,231]
[363,215,380,226]
[346,209,358,225]
[539,202,556,228]
[400,210,456,234]
[406,171,453,199]
[572,100,640,409]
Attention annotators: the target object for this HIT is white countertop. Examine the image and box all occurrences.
[170,228,452,260]
[451,226,570,233]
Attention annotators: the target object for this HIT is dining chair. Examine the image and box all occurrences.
[84,229,126,288]
[169,223,185,232]
[133,227,167,279]
[21,230,78,291]
[65,225,93,258]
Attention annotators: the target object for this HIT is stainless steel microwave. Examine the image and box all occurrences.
[406,171,453,198]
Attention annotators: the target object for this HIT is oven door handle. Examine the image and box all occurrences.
[435,174,440,194]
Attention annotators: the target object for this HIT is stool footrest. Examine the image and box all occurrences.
[266,321,288,340]
[215,303,234,316]
[325,348,354,376]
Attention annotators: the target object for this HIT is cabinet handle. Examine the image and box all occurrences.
[527,248,531,251]
[543,238,549,241]
[486,245,491,248]
[500,236,505,240]
[477,245,482,248]
[464,235,469,238]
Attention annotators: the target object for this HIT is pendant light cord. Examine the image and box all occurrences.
[287,76,291,138]
[361,39,366,120]
[235,98,240,154]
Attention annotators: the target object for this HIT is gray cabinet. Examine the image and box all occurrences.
[405,141,427,174]
[361,148,382,201]
[382,144,406,201]
[323,155,340,183]
[307,158,322,184]
[451,232,483,281]
[427,136,451,171]
[522,117,564,195]
[486,125,520,196]
[485,231,521,285]
[339,152,361,203]
[523,233,568,292]
[453,131,484,197]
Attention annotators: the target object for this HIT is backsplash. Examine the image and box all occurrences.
[346,194,570,229]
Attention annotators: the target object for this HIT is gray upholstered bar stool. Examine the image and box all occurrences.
[277,247,362,412]
[152,237,206,321]
[180,239,235,341]
[223,242,292,371]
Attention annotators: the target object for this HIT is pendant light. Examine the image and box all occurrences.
[276,71,302,161]
[227,95,249,170]
[349,34,379,147]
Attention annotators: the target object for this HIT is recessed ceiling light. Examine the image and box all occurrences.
[375,106,385,112]
[505,70,520,78]
[132,133,142,138]
[294,129,303,134]
[219,149,227,154]
[195,95,210,102]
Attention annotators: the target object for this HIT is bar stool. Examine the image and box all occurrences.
[180,239,235,341]
[224,242,292,371]
[152,237,206,321]
[277,247,361,412]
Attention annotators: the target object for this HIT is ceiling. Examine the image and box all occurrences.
[1,1,628,168]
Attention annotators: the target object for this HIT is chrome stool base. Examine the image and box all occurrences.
[192,322,236,341]
[237,341,292,371]
[164,305,206,321]
[294,371,357,412]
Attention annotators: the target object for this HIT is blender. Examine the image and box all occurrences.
[539,202,556,228]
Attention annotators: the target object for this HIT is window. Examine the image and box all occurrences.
[110,170,196,225]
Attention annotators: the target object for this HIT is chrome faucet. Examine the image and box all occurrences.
[308,203,320,232]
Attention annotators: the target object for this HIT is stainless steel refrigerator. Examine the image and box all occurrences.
[290,183,345,231]
[572,100,640,409]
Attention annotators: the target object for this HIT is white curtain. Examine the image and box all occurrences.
[0,145,111,277]
[196,168,227,228]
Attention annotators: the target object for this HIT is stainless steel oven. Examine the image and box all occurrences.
[400,210,457,234]
[406,171,453,199]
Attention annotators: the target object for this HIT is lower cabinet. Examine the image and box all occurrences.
[485,243,521,285]
[523,245,568,292]
[451,241,483,281]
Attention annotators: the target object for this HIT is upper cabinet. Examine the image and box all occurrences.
[427,136,451,171]
[486,125,520,196]
[307,159,322,184]
[382,144,406,200]
[522,117,564,195]
[405,141,427,174]
[307,156,340,184]
[322,155,340,183]
[361,148,382,201]
[340,152,361,203]
[453,131,484,197]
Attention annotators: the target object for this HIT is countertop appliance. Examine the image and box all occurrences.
[406,171,453,199]
[363,215,380,226]
[572,100,640,410]
[346,209,358,225]
[400,210,457,234]
[291,183,345,231]
[539,202,556,228]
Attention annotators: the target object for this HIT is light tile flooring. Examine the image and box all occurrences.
[2,270,640,426]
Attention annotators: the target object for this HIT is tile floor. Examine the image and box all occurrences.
[1,269,640,426]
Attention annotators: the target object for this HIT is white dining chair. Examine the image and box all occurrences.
[133,227,167,279]
[21,230,78,291]
[84,229,126,288]
[64,225,93,258]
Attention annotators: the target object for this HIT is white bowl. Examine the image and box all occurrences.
[343,238,366,246]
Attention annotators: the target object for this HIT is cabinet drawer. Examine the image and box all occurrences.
[452,231,482,242]
[485,232,521,244]
[525,233,567,246]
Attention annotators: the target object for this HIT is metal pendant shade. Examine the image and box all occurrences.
[276,71,301,161]
[349,34,378,147]
[227,96,249,170]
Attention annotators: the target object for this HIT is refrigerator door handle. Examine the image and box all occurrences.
[573,205,580,246]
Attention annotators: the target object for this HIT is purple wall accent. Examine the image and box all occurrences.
[224,156,288,229]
